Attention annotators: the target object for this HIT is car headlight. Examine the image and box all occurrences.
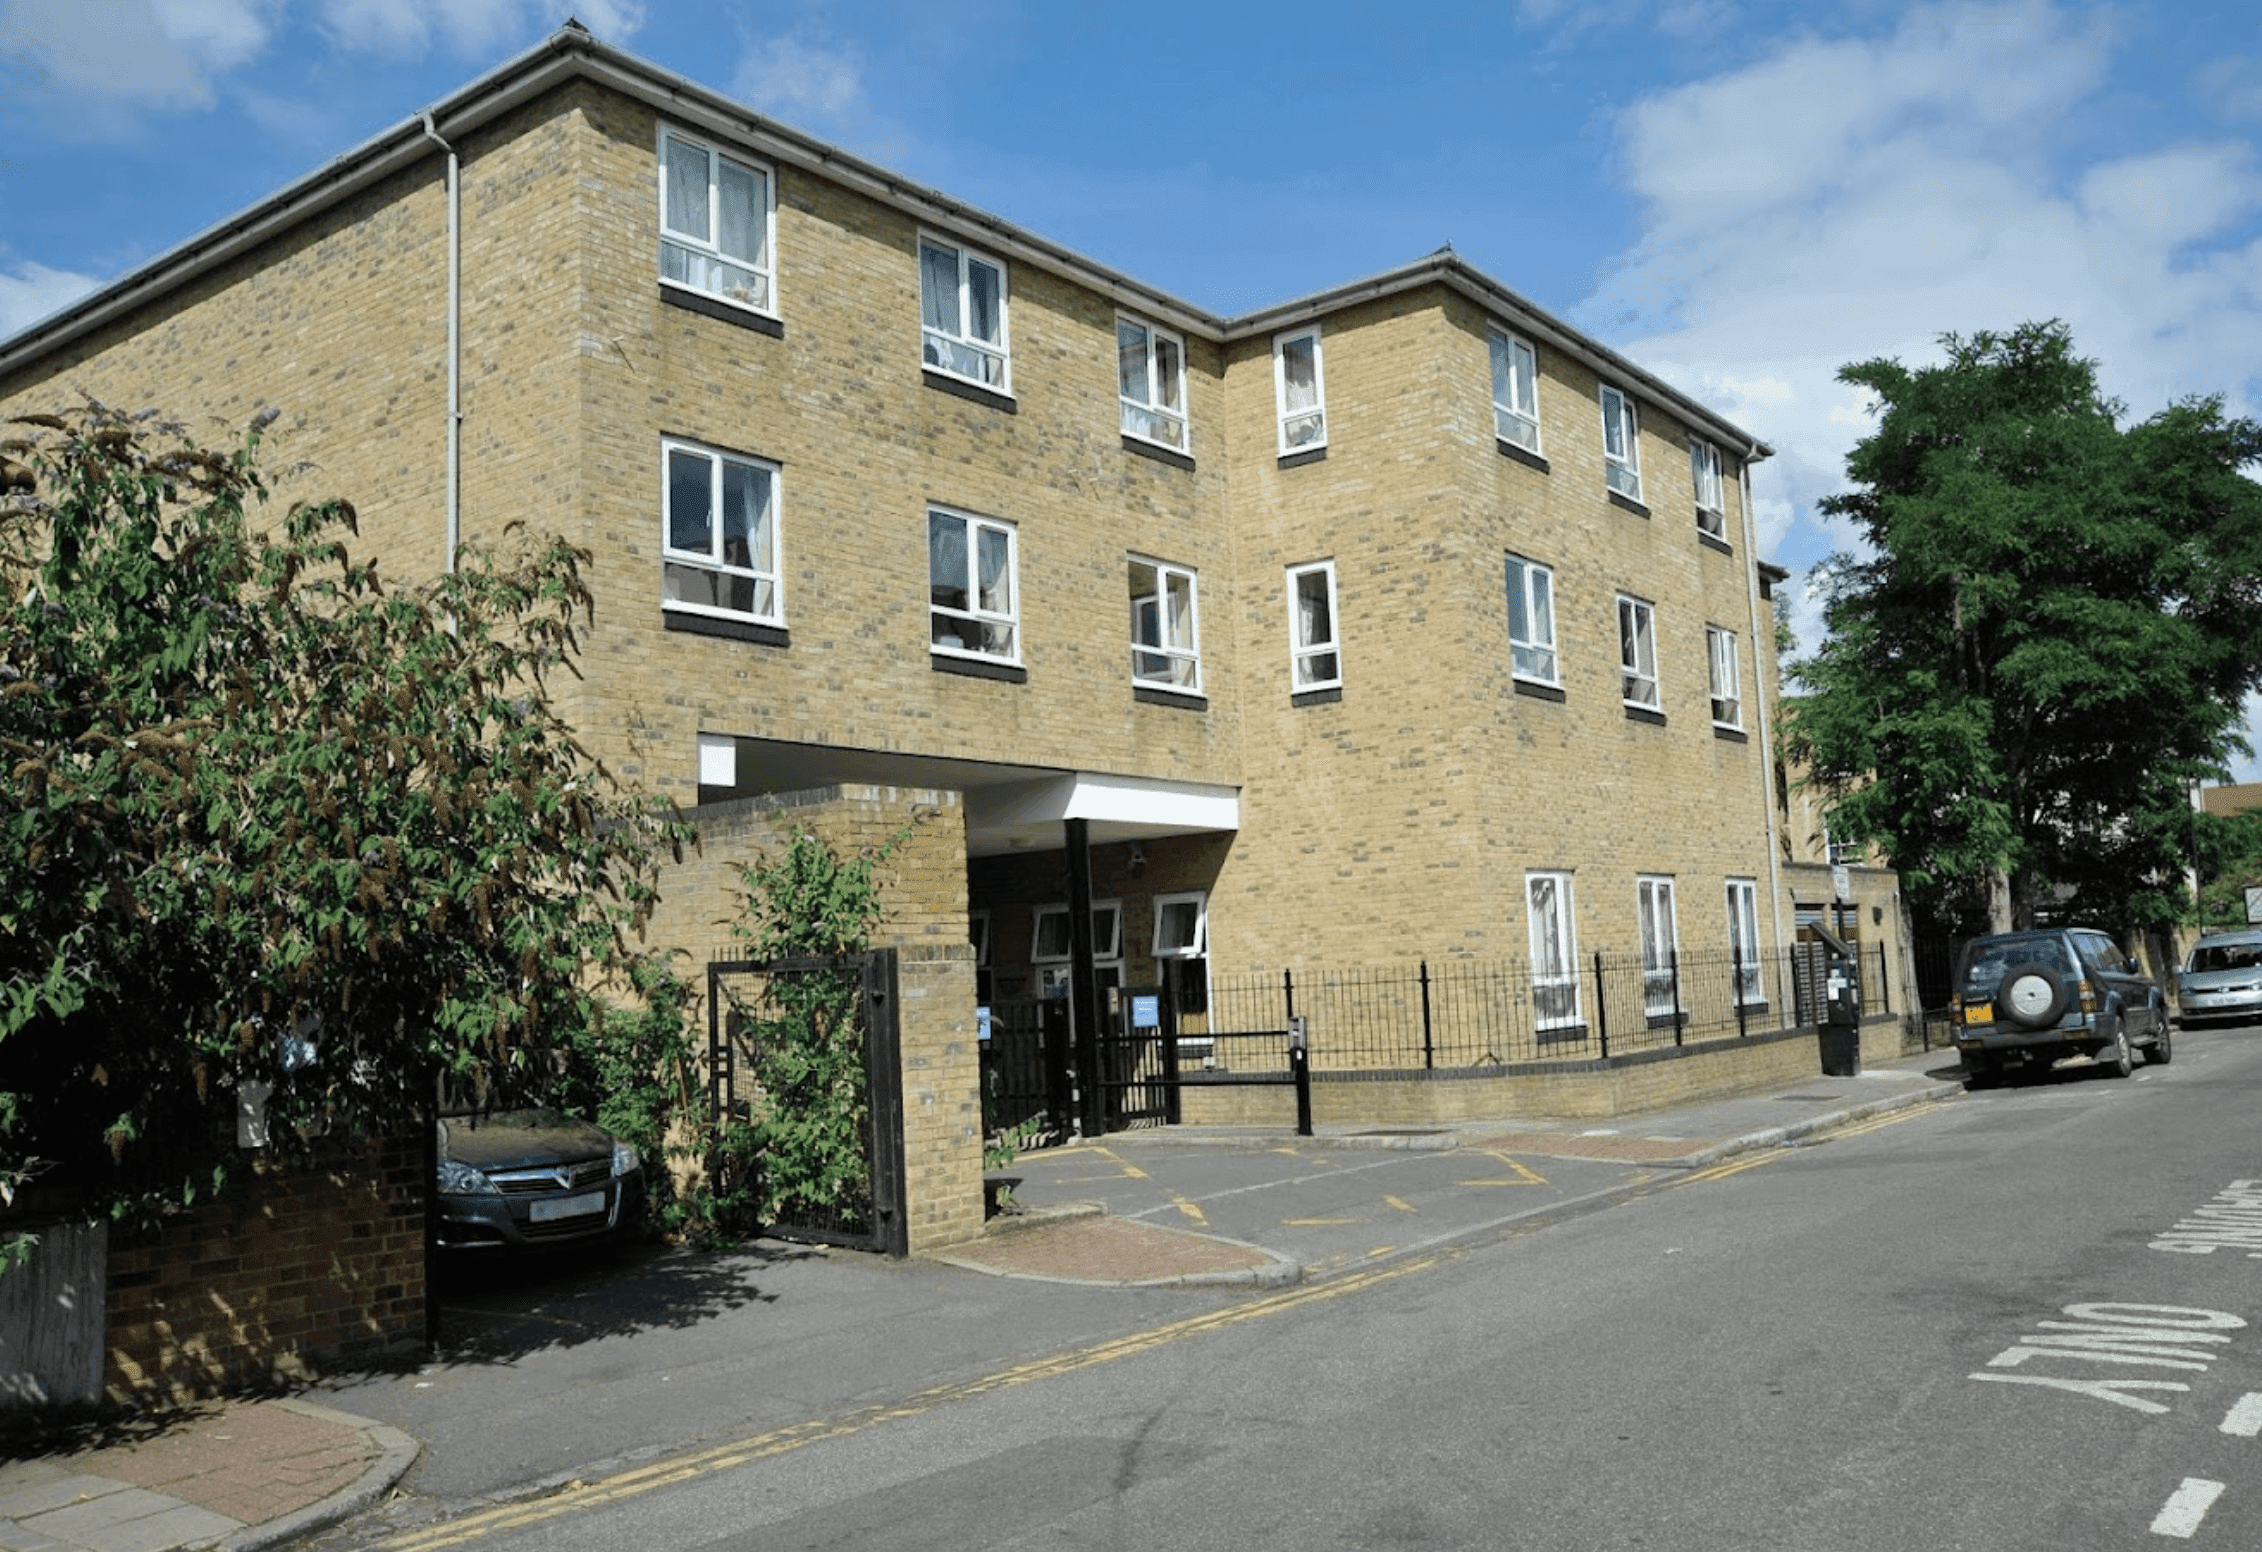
[437,1158,499,1196]
[612,1140,641,1178]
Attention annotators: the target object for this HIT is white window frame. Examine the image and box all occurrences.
[1505,554,1558,686]
[1031,900,1123,964]
[1286,560,1342,692]
[1273,325,1327,455]
[1489,327,1541,454]
[1618,594,1660,710]
[1600,384,1642,501]
[1707,625,1742,729]
[1726,880,1763,1007]
[1118,314,1189,452]
[1637,875,1680,1018]
[1130,556,1202,694]
[1153,891,1208,959]
[927,506,1019,663]
[658,127,776,316]
[661,438,783,625]
[919,233,1010,392]
[969,909,992,967]
[1691,438,1725,536]
[1527,871,1581,1031]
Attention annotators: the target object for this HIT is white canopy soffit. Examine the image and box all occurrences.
[702,736,1239,857]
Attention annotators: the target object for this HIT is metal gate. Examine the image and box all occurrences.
[708,949,908,1258]
[1097,982,1177,1129]
[981,997,1071,1145]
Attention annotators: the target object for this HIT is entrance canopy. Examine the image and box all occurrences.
[700,736,1239,856]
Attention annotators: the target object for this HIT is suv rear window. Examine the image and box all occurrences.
[1959,936,2075,999]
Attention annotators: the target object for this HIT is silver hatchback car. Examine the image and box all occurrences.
[2176,930,2262,1028]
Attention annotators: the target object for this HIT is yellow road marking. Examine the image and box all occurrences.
[1383,1194,1416,1213]
[378,1253,1453,1552]
[1172,1197,1208,1225]
[1280,1216,1361,1226]
[1817,1105,1940,1141]
[1458,1151,1549,1188]
[1679,1150,1789,1185]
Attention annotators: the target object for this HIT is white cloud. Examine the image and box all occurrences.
[0,261,102,341]
[316,0,642,56]
[731,32,865,122]
[1582,0,2262,619]
[0,0,278,109]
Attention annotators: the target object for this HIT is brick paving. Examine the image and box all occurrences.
[939,1213,1284,1283]
[87,1400,368,1525]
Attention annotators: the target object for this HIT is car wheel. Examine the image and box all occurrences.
[1995,963,2071,1029]
[2106,1021,2134,1078]
[2146,1021,2173,1066]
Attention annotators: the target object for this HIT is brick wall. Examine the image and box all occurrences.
[637,783,984,1252]
[103,1137,424,1407]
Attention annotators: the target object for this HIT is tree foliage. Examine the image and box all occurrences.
[0,404,680,1249]
[1782,322,2262,936]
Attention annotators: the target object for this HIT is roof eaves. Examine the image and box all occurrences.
[1223,249,1773,463]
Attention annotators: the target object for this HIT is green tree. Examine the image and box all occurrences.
[1783,322,2262,937]
[0,404,681,1263]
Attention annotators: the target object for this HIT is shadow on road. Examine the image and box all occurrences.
[418,1237,828,1368]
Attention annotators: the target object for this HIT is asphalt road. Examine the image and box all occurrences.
[321,1024,2262,1550]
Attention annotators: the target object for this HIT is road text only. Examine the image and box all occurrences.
[2153,1180,2262,1256]
[1970,1303,2247,1415]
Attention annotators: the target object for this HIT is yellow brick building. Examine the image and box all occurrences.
[2,24,1819,1165]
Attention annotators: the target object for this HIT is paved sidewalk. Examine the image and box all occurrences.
[0,1398,414,1552]
[0,1043,1966,1551]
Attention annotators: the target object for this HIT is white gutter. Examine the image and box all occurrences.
[419,111,462,576]
[1741,451,1788,984]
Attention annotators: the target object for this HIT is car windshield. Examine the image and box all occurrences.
[2190,942,2262,974]
[1960,937,2075,998]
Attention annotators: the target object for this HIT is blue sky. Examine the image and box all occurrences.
[5,0,2261,779]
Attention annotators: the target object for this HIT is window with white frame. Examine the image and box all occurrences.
[660,129,775,313]
[1153,891,1207,959]
[1691,439,1725,535]
[919,235,1009,390]
[1618,595,1659,710]
[663,439,781,623]
[1528,872,1580,1030]
[1599,384,1642,501]
[1505,555,1558,685]
[969,908,993,1004]
[1707,626,1741,729]
[1031,901,1122,963]
[1274,326,1326,454]
[1153,889,1210,1022]
[1118,316,1188,451]
[1726,880,1763,1006]
[1637,875,1679,1017]
[1130,557,1201,692]
[1489,328,1541,453]
[928,507,1018,660]
[1287,561,1341,691]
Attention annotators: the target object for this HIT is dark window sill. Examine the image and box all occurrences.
[923,369,1017,414]
[1625,704,1667,727]
[1123,434,1194,471]
[1536,1024,1590,1047]
[664,611,788,648]
[1608,490,1651,518]
[1513,679,1567,703]
[1134,685,1207,711]
[1646,1011,1688,1030]
[660,284,784,338]
[1713,724,1749,744]
[1291,686,1343,708]
[1698,527,1733,556]
[1277,447,1327,470]
[931,653,1027,684]
[1496,440,1550,474]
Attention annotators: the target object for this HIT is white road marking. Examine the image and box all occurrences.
[2221,1392,2262,1437]
[2150,1478,2225,1539]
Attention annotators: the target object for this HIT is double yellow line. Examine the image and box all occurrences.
[380,1251,1455,1550]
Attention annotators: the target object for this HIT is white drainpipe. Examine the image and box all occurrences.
[420,111,461,575]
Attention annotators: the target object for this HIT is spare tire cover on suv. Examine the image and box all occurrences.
[1995,962,2070,1028]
